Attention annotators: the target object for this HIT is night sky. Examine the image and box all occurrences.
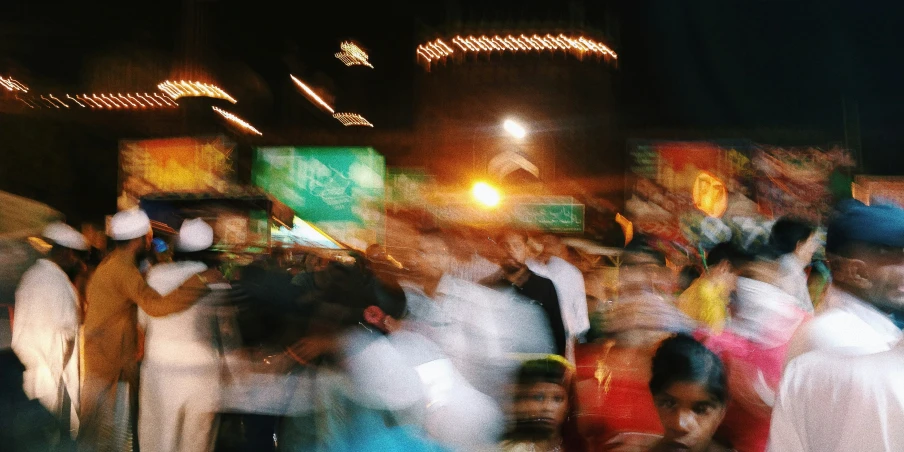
[4,0,904,188]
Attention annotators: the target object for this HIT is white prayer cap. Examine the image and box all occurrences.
[42,222,89,251]
[109,208,151,241]
[175,218,213,252]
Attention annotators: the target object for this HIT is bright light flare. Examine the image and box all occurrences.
[503,119,527,139]
[290,75,335,113]
[472,182,501,208]
[157,80,236,103]
[0,76,29,92]
[333,112,373,127]
[212,106,262,136]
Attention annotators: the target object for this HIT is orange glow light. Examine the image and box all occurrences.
[157,80,237,103]
[333,112,373,127]
[417,33,617,64]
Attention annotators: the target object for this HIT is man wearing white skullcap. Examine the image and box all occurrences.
[12,222,88,440]
[79,210,220,451]
[137,218,229,452]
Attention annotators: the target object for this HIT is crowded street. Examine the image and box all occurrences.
[3,1,904,451]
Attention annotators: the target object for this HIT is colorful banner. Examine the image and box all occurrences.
[119,136,236,209]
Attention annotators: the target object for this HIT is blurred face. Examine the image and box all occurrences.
[653,382,726,452]
[514,382,569,436]
[415,235,452,278]
[502,232,529,265]
[619,253,671,295]
[848,246,904,312]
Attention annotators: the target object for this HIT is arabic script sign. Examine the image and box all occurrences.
[253,147,385,225]
[430,197,584,233]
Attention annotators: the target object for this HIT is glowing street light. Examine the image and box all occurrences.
[472,181,501,207]
[503,119,527,139]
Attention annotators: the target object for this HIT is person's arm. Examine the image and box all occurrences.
[121,264,211,317]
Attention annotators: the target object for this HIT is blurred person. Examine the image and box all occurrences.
[484,230,568,356]
[768,333,904,451]
[79,209,218,452]
[287,271,463,451]
[528,234,591,363]
[784,200,904,364]
[677,243,749,334]
[500,356,585,452]
[575,237,695,451]
[138,219,230,452]
[645,334,731,452]
[12,222,88,440]
[702,258,809,452]
[768,217,819,313]
[401,229,555,404]
[0,349,72,451]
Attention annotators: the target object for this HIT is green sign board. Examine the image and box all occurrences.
[430,197,585,233]
[252,147,385,226]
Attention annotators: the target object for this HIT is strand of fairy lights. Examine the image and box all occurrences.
[212,106,262,135]
[17,92,178,109]
[157,80,237,103]
[333,112,373,127]
[0,76,29,92]
[290,74,335,113]
[416,34,617,62]
[335,41,373,68]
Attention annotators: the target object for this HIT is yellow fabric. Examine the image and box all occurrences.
[677,277,729,333]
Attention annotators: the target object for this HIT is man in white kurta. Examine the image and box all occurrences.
[768,341,904,451]
[138,219,227,452]
[527,234,589,362]
[12,222,89,439]
[769,200,904,450]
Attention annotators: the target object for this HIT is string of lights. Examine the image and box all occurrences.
[417,34,617,63]
[16,92,178,109]
[290,74,335,113]
[0,76,29,92]
[212,106,262,135]
[333,112,373,127]
[158,80,237,103]
[335,41,373,68]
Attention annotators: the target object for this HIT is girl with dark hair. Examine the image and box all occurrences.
[646,334,732,452]
[501,356,585,452]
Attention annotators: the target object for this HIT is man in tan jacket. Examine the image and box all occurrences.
[78,209,218,452]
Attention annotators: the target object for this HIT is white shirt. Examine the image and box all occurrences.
[12,259,81,433]
[140,261,219,366]
[784,287,903,364]
[768,341,904,452]
[528,256,590,340]
[777,254,814,313]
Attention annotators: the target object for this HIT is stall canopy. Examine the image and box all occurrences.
[0,191,64,239]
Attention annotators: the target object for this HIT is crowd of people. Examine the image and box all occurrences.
[4,197,904,451]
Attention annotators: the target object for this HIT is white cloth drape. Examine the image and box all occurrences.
[12,259,81,436]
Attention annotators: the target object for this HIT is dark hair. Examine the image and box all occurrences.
[623,234,666,266]
[650,334,727,405]
[678,265,702,292]
[517,358,571,387]
[770,217,816,255]
[707,242,751,269]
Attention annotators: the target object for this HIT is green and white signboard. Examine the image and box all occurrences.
[253,147,386,246]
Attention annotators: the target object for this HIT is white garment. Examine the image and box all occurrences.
[528,257,589,362]
[138,261,223,452]
[784,287,903,364]
[730,277,808,348]
[777,254,814,313]
[11,259,81,436]
[768,341,904,452]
